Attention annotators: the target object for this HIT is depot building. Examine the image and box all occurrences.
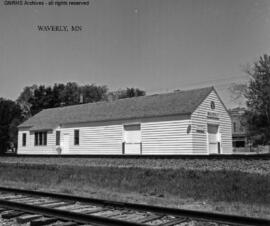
[17,87,232,155]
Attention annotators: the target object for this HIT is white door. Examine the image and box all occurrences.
[124,124,141,154]
[61,133,70,154]
[208,124,219,154]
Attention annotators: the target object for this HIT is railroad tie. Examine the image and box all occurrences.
[114,213,151,222]
[0,208,9,213]
[5,196,30,201]
[39,201,74,208]
[79,225,96,226]
[0,194,24,199]
[16,214,43,224]
[158,217,188,226]
[55,204,85,210]
[72,206,104,213]
[30,217,58,226]
[1,210,24,219]
[83,207,109,214]
[137,214,164,223]
[50,221,78,226]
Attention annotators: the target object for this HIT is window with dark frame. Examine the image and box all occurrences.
[56,131,60,145]
[74,129,79,145]
[22,133,26,146]
[39,132,43,145]
[34,132,47,146]
[44,132,47,145]
[210,101,215,110]
[35,133,38,146]
[233,122,236,132]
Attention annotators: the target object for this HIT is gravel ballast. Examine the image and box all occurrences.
[0,156,268,174]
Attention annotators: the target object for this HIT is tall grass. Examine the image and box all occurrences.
[0,162,269,204]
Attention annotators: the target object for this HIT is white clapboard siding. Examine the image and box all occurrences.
[141,118,193,155]
[60,122,123,155]
[191,90,232,154]
[17,129,58,154]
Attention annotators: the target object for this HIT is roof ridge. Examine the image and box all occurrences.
[42,86,214,111]
[18,86,215,129]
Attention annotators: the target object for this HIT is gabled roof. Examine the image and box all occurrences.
[18,86,214,131]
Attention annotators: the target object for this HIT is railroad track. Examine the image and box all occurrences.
[1,153,270,160]
[0,187,268,226]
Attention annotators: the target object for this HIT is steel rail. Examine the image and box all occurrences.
[0,199,148,226]
[0,186,269,226]
[1,153,270,160]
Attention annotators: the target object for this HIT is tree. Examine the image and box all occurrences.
[107,88,146,101]
[52,83,66,107]
[16,85,37,119]
[119,88,146,99]
[80,84,108,103]
[17,83,109,116]
[59,82,80,106]
[0,98,22,153]
[228,83,247,107]
[17,84,145,119]
[27,85,54,115]
[244,54,270,145]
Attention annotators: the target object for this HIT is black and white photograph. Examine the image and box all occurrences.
[0,0,269,225]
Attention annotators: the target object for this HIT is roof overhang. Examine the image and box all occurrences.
[60,113,192,127]
[29,128,54,132]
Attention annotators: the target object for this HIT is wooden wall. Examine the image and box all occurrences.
[191,90,232,154]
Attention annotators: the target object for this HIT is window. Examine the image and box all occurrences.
[233,122,236,132]
[34,132,47,146]
[35,133,38,146]
[56,131,60,145]
[22,133,26,146]
[235,140,245,148]
[74,130,79,145]
[210,101,215,110]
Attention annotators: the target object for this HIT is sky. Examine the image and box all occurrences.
[0,0,270,108]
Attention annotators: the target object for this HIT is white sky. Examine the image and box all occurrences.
[0,0,270,108]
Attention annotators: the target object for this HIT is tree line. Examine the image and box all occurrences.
[0,83,145,153]
[231,54,270,146]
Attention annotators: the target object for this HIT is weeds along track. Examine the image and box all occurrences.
[0,187,268,226]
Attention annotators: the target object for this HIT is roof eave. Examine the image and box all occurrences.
[17,125,32,129]
[61,112,192,127]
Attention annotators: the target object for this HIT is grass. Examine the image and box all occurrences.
[0,162,269,203]
[0,158,269,218]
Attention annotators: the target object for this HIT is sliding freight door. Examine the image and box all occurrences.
[207,124,220,154]
[123,124,141,154]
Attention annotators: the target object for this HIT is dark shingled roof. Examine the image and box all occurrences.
[18,86,214,131]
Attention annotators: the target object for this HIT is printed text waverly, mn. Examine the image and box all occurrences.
[37,25,82,32]
[3,0,90,32]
